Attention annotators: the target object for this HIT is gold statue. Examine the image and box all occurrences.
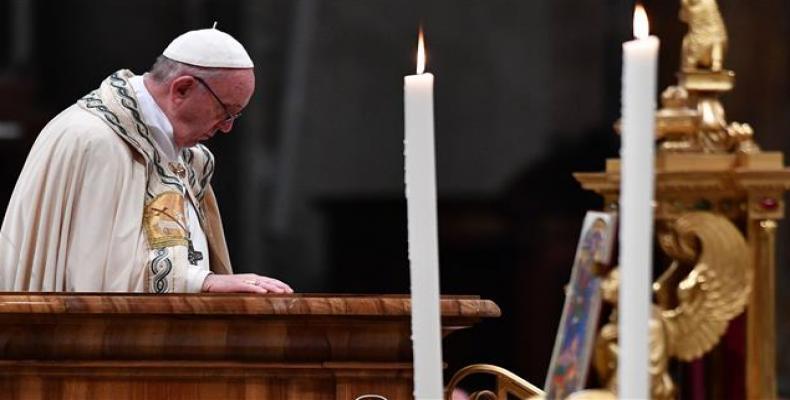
[594,212,752,399]
[652,0,760,153]
[593,270,676,400]
[680,0,727,71]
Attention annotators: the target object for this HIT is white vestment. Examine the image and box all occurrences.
[0,70,232,292]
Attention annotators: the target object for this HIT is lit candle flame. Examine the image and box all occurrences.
[633,4,649,39]
[416,28,426,74]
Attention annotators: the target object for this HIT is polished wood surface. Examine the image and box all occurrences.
[0,294,499,400]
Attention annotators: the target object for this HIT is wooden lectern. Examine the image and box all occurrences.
[0,294,499,400]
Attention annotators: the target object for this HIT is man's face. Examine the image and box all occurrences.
[170,69,255,148]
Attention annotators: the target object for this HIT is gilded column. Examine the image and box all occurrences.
[746,218,777,399]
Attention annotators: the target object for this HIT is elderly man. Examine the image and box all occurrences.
[0,28,291,294]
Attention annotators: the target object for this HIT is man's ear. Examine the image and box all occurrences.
[170,76,197,104]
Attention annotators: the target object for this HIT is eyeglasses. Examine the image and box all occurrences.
[192,75,242,124]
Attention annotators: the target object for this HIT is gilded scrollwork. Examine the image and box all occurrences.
[445,364,544,400]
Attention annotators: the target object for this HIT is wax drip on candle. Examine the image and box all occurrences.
[634,4,649,39]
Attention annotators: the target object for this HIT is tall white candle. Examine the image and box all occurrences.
[404,30,444,400]
[618,5,659,400]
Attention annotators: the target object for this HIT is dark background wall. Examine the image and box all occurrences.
[0,0,788,395]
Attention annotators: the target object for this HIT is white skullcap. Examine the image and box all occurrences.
[163,28,254,68]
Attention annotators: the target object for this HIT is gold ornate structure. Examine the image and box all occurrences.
[575,149,789,399]
[447,0,789,398]
[577,0,790,397]
[592,212,753,399]
[653,0,760,154]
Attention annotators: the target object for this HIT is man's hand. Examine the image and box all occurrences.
[201,273,294,294]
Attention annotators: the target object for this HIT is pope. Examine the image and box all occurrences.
[0,27,293,294]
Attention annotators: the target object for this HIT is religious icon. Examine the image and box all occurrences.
[544,212,616,399]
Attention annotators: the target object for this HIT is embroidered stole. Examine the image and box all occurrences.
[78,70,215,293]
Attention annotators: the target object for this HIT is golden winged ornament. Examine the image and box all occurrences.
[656,211,752,360]
[596,211,752,398]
